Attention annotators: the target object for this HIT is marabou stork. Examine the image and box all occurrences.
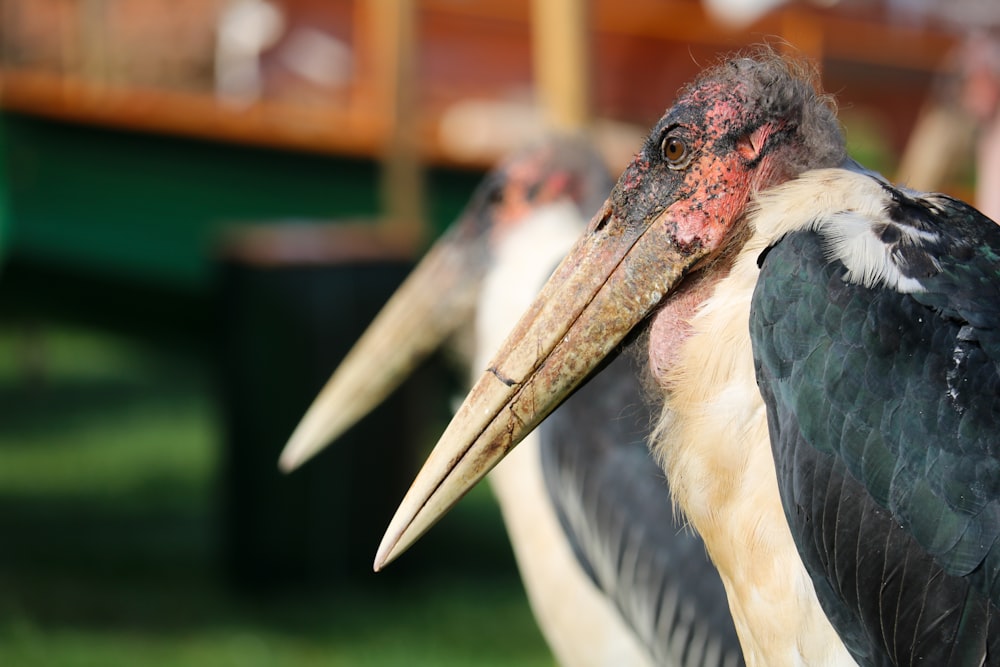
[279,136,744,666]
[375,50,1000,666]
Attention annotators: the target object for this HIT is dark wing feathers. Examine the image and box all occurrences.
[539,352,745,667]
[751,184,1000,665]
[898,192,1000,354]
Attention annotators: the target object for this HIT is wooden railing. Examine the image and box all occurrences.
[0,0,959,169]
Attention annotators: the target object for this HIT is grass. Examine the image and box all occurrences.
[0,320,553,666]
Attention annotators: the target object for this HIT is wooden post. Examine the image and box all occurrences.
[361,0,425,250]
[79,0,110,83]
[531,0,591,130]
[897,102,974,193]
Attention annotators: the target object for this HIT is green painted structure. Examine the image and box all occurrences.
[0,120,7,262]
[0,112,482,292]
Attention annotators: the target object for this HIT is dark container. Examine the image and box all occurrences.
[215,223,450,590]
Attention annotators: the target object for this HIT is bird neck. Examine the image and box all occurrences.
[652,231,858,667]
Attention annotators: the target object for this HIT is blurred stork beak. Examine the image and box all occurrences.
[278,223,489,473]
[375,196,710,570]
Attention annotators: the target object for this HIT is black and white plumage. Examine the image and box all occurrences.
[376,51,1000,666]
[750,169,1000,665]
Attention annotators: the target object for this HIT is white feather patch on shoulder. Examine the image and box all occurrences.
[814,210,934,293]
[751,168,939,294]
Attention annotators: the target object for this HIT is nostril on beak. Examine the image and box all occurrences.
[590,206,613,234]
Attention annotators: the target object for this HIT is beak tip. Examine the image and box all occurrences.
[277,438,311,473]
[373,534,399,573]
[374,504,420,572]
[278,419,333,473]
[276,452,299,474]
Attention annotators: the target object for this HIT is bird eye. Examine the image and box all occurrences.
[485,181,505,205]
[661,135,689,168]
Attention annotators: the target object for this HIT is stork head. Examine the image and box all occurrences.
[464,133,612,250]
[374,51,848,569]
[607,53,844,261]
[278,134,611,472]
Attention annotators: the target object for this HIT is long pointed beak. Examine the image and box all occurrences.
[375,201,709,570]
[278,225,488,472]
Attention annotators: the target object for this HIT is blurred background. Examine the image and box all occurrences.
[0,0,995,665]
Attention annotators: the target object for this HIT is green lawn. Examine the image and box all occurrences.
[0,322,553,666]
